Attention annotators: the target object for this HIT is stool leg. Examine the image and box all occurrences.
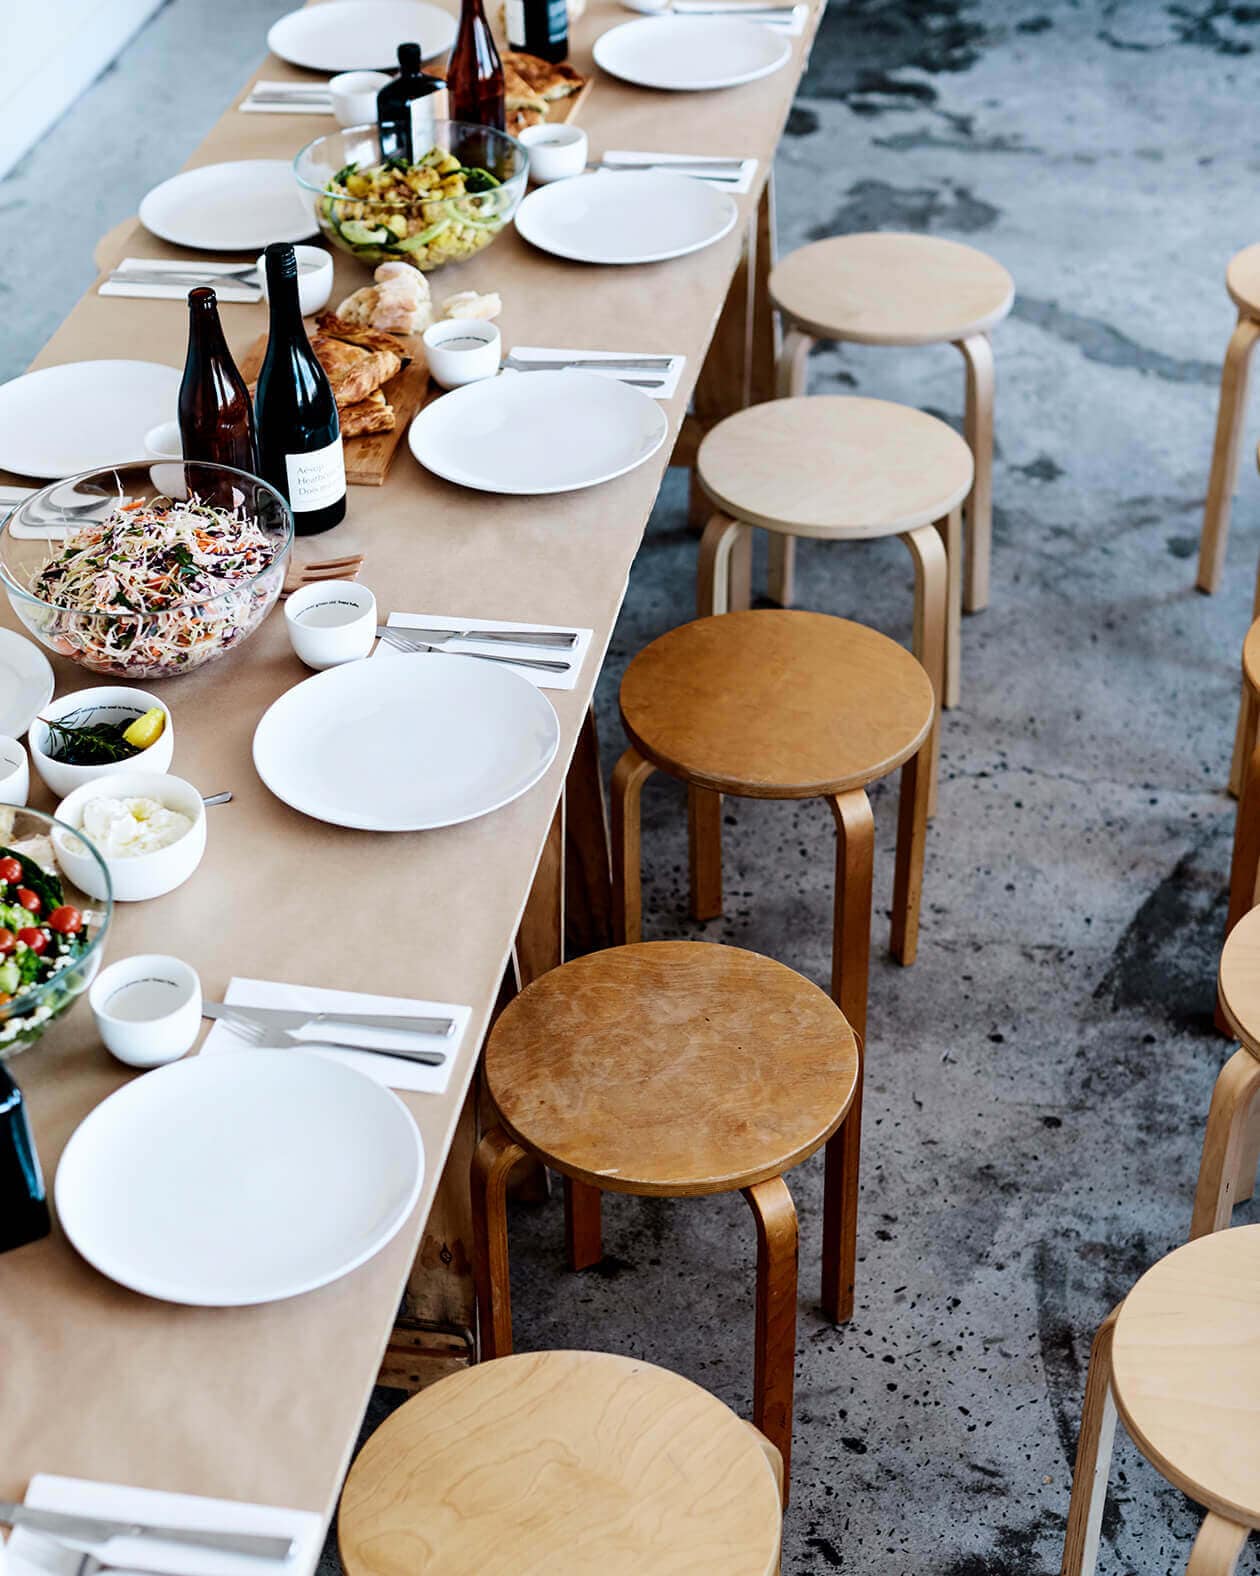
[697,513,751,617]
[564,1177,603,1271]
[1229,673,1259,799]
[1060,1305,1120,1576]
[822,788,874,1325]
[766,329,813,609]
[743,1175,798,1505]
[471,1127,527,1360]
[957,332,995,614]
[890,737,931,967]
[1197,314,1260,595]
[1189,1047,1260,1236]
[1223,737,1260,959]
[902,523,948,819]
[610,745,657,944]
[688,786,724,922]
[1186,1515,1250,1576]
[937,506,963,709]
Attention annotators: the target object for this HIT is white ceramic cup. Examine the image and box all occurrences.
[30,686,174,799]
[329,70,392,127]
[90,954,202,1069]
[0,737,29,807]
[286,579,378,670]
[423,318,502,390]
[143,420,183,461]
[519,122,588,183]
[255,244,335,316]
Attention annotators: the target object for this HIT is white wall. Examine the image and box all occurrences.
[0,0,165,179]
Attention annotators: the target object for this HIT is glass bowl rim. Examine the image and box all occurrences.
[0,460,295,620]
[293,119,530,203]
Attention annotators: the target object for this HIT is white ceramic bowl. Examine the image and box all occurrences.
[329,69,392,127]
[143,420,183,461]
[519,122,588,183]
[255,243,335,316]
[423,318,501,389]
[53,770,206,903]
[0,735,29,806]
[30,687,174,799]
[285,579,377,669]
[90,953,203,1069]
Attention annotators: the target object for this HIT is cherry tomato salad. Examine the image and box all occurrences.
[0,849,90,1010]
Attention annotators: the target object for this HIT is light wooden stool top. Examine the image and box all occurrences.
[1218,904,1260,1052]
[1243,615,1260,699]
[338,1349,784,1576]
[619,610,934,799]
[1112,1225,1260,1531]
[697,396,973,538]
[484,940,858,1195]
[1228,244,1260,317]
[769,231,1015,347]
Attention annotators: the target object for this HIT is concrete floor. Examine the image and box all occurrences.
[8,0,1260,1571]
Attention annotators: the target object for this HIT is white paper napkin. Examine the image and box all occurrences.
[601,150,759,194]
[201,977,468,1095]
[100,259,262,303]
[240,80,334,115]
[6,1475,323,1576]
[505,345,686,402]
[674,0,807,31]
[375,611,594,692]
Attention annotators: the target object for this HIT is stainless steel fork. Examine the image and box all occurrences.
[376,628,570,673]
[215,1011,447,1067]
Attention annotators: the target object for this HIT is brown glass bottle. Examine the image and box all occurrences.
[178,288,259,475]
[446,0,505,131]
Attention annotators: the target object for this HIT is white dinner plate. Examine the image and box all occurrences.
[0,629,54,738]
[593,15,791,90]
[139,160,316,252]
[55,1050,424,1306]
[253,655,560,831]
[268,0,457,69]
[410,369,669,494]
[0,360,182,480]
[514,170,738,265]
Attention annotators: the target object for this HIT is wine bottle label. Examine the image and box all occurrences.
[506,0,526,44]
[285,438,346,512]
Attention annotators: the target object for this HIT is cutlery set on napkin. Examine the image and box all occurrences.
[239,80,333,115]
[375,612,594,692]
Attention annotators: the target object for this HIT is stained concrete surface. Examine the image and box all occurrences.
[7,1,1260,1571]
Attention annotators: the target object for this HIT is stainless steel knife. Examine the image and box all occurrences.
[203,1001,456,1038]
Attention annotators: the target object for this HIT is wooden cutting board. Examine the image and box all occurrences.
[238,333,430,488]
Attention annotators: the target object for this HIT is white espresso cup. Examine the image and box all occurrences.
[286,579,378,669]
[329,70,392,127]
[519,122,588,183]
[255,244,334,316]
[0,736,29,807]
[90,954,203,1069]
[424,318,502,390]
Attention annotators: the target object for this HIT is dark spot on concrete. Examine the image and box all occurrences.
[938,1515,1061,1575]
[813,177,1000,237]
[586,1253,635,1278]
[1012,296,1221,385]
[804,1537,845,1569]
[841,1435,869,1453]
[784,104,819,136]
[874,126,1043,154]
[1167,533,1198,558]
[1016,13,1052,31]
[1014,453,1065,482]
[1042,1115,1063,1128]
[800,0,989,106]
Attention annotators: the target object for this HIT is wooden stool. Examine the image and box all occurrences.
[1224,620,1260,920]
[695,395,971,732]
[1196,246,1260,596]
[339,1349,785,1575]
[1194,906,1260,1234]
[767,231,1014,614]
[471,941,860,1492]
[1061,1226,1260,1576]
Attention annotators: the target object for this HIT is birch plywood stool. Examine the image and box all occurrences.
[696,396,972,737]
[1196,246,1260,597]
[1224,620,1260,924]
[609,612,934,1324]
[471,941,860,1495]
[766,232,1014,615]
[339,1349,785,1576]
[1061,1226,1260,1576]
[1193,906,1260,1234]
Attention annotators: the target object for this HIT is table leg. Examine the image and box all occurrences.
[514,796,564,989]
[563,706,613,958]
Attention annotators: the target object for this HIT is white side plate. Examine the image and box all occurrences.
[253,654,561,831]
[55,1050,424,1306]
[139,160,316,252]
[268,0,457,70]
[0,361,182,480]
[514,170,738,265]
[593,15,791,89]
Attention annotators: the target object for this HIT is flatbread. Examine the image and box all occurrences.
[310,314,407,409]
[503,51,586,101]
[339,389,396,437]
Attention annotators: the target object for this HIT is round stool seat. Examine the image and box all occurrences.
[1218,905,1260,1052]
[697,396,973,538]
[339,1349,783,1576]
[485,941,858,1195]
[1112,1225,1260,1530]
[769,231,1015,347]
[1244,614,1260,698]
[1228,243,1260,316]
[620,610,934,799]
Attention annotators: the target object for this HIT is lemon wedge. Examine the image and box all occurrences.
[123,707,166,751]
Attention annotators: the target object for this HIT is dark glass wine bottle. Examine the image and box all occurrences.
[377,42,443,160]
[178,288,259,474]
[505,0,568,63]
[255,244,346,537]
[0,1063,51,1256]
[446,0,506,131]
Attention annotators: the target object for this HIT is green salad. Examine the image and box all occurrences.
[0,845,93,1046]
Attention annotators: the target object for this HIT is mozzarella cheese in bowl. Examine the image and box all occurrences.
[80,795,193,858]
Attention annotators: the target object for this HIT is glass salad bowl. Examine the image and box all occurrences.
[0,462,293,681]
[0,806,112,1060]
[293,120,529,273]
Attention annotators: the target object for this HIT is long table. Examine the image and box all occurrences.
[0,0,822,1545]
